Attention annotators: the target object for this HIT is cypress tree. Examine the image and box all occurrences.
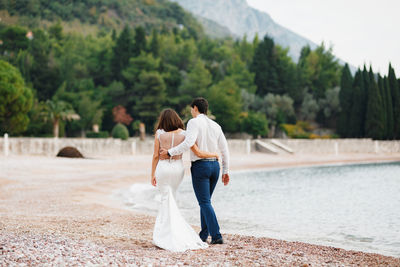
[384,77,394,139]
[388,64,400,139]
[360,65,369,137]
[365,67,384,139]
[348,69,364,137]
[377,75,387,138]
[338,63,353,137]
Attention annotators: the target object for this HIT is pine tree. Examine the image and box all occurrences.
[133,26,146,57]
[250,35,279,96]
[111,26,134,80]
[365,67,384,139]
[348,69,364,137]
[337,63,353,137]
[383,77,394,139]
[133,71,166,131]
[388,64,400,139]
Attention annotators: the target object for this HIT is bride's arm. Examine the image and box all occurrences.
[151,135,160,186]
[191,144,219,159]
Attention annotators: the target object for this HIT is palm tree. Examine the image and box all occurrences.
[45,100,80,138]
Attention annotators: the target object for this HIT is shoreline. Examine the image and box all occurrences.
[1,153,399,265]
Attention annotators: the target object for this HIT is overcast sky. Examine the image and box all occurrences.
[247,0,400,76]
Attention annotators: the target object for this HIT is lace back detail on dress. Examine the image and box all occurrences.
[158,130,185,160]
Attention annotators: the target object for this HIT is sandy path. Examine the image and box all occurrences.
[0,153,399,266]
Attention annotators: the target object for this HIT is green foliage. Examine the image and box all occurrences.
[133,26,146,57]
[207,77,242,132]
[263,93,295,126]
[347,70,364,137]
[111,26,134,80]
[133,71,166,131]
[111,123,129,140]
[281,121,313,139]
[383,77,394,139]
[337,64,353,137]
[2,1,399,140]
[240,111,268,138]
[365,67,384,139]
[177,60,211,109]
[0,60,33,135]
[388,64,400,139]
[0,25,29,53]
[86,131,109,138]
[45,99,79,137]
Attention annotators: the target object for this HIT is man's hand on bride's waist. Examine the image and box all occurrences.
[159,148,170,160]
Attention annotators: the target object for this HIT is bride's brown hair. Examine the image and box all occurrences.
[155,108,185,132]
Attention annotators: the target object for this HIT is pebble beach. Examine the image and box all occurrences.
[1,153,400,266]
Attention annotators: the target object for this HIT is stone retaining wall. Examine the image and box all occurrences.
[0,137,400,157]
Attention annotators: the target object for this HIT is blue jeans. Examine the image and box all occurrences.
[191,160,222,241]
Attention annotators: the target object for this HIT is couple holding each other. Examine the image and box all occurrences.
[150,97,230,252]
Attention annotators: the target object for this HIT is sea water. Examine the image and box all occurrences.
[116,162,400,257]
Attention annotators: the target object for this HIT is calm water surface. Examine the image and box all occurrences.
[117,162,400,257]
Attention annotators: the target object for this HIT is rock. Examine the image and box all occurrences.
[56,147,84,158]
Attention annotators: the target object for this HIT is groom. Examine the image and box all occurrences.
[160,97,230,244]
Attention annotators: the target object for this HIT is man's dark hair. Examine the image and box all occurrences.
[191,97,208,114]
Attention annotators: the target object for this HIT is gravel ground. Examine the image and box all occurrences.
[1,154,399,266]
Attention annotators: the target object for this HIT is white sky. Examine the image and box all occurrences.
[247,0,400,76]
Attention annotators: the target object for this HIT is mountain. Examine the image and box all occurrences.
[0,0,205,37]
[170,0,318,61]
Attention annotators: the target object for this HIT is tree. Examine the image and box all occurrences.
[348,70,364,137]
[264,93,296,126]
[337,64,353,137]
[207,77,242,132]
[383,77,394,139]
[149,29,160,57]
[240,111,268,138]
[0,60,33,135]
[112,105,133,125]
[365,67,384,139]
[250,35,279,96]
[45,99,79,138]
[75,94,103,136]
[178,60,212,110]
[133,71,166,131]
[388,64,400,139]
[0,25,29,54]
[133,26,146,57]
[28,29,61,100]
[377,75,387,138]
[111,26,134,80]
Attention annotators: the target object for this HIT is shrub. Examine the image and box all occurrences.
[111,123,129,140]
[281,121,311,139]
[86,131,109,138]
[240,112,269,138]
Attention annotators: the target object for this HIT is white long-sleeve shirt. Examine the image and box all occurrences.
[168,114,230,174]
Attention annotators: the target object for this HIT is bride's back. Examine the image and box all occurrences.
[158,130,185,160]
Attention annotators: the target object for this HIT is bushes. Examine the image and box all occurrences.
[240,112,269,138]
[86,131,109,138]
[111,123,129,140]
[282,121,335,139]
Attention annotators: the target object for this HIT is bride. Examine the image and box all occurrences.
[150,108,218,252]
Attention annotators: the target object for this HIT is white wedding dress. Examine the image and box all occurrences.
[153,129,208,252]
